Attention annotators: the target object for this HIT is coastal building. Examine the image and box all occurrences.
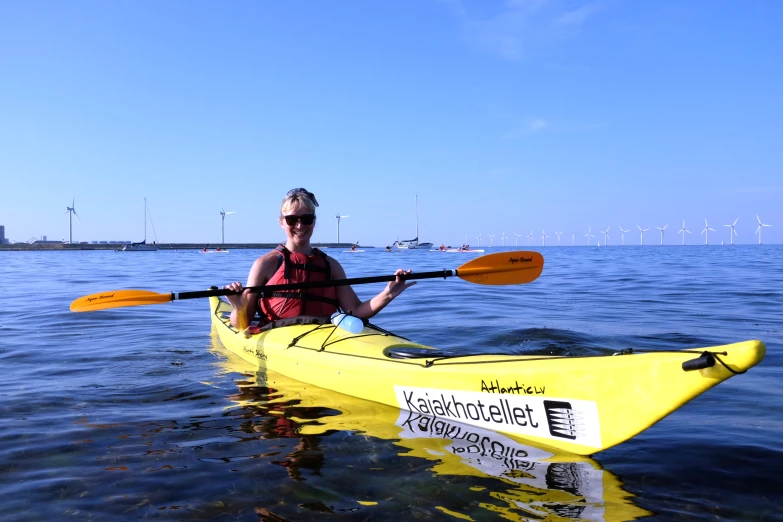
[0,225,5,244]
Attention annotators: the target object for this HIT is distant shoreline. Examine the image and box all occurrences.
[0,242,372,251]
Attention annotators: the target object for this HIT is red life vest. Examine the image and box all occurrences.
[258,245,340,322]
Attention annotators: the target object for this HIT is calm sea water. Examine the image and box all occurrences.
[1,246,781,521]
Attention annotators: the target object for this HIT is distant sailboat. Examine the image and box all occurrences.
[392,195,433,249]
[118,198,159,251]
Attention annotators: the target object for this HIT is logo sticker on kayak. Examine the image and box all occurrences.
[544,400,584,440]
[394,386,601,449]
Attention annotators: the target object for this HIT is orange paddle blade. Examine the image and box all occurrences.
[456,251,544,285]
[70,289,172,312]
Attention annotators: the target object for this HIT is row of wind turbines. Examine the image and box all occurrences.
[475,215,772,247]
[62,200,773,247]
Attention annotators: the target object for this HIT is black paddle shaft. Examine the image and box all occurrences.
[175,269,457,301]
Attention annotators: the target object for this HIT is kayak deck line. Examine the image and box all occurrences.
[285,316,415,353]
[217,309,421,356]
[391,348,729,370]
[216,307,751,373]
[209,295,765,455]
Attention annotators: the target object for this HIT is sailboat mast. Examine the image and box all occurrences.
[415,195,419,241]
[144,197,147,242]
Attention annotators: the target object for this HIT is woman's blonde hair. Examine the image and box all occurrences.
[280,188,318,216]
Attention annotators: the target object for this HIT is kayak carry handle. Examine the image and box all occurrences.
[682,352,716,372]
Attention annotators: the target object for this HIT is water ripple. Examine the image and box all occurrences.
[1,246,781,520]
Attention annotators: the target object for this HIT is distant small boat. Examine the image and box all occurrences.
[117,198,159,252]
[430,245,484,253]
[343,249,365,253]
[200,249,229,254]
[118,240,158,252]
[393,237,433,250]
[392,195,433,249]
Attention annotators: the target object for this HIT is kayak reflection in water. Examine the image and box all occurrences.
[223,188,415,329]
[216,358,651,522]
[228,382,325,483]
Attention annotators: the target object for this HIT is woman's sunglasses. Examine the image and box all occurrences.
[283,214,316,226]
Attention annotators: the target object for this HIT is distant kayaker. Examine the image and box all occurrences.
[350,244,356,251]
[223,188,415,329]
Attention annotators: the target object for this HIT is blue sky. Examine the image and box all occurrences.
[1,1,781,246]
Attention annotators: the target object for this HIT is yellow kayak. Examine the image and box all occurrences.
[209,296,765,455]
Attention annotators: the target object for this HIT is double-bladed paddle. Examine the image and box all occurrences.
[70,250,544,312]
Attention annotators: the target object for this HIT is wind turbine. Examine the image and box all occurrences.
[501,232,508,246]
[618,226,630,246]
[601,227,610,246]
[526,231,534,247]
[555,230,563,246]
[571,231,576,246]
[541,230,549,246]
[657,224,667,246]
[488,234,495,247]
[723,218,738,246]
[585,226,595,246]
[755,214,771,244]
[701,218,715,245]
[220,209,235,244]
[65,198,80,244]
[476,233,482,247]
[637,225,649,246]
[513,232,521,246]
[677,220,691,245]
[335,213,349,242]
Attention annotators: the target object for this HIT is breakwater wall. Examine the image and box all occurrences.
[0,243,369,251]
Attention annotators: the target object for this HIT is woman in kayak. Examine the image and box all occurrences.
[224,188,415,328]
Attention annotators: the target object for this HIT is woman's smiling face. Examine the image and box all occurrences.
[281,203,316,247]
